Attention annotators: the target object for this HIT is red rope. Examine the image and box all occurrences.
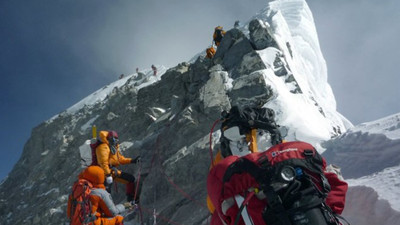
[209,119,220,167]
[133,161,142,202]
[159,167,207,209]
[137,118,212,223]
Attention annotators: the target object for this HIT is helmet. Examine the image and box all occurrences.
[107,130,119,139]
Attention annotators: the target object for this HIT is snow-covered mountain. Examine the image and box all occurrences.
[322,112,400,224]
[0,0,398,224]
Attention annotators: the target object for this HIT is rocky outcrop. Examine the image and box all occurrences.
[249,19,278,50]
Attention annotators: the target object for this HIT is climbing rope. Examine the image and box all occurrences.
[137,117,216,224]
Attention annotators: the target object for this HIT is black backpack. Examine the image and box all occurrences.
[220,106,282,157]
[214,28,224,43]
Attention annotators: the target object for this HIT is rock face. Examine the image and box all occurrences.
[323,131,400,179]
[342,186,400,225]
[0,1,348,224]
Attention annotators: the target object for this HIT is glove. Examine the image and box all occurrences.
[123,202,133,209]
[111,167,120,177]
[106,175,113,184]
[132,156,141,164]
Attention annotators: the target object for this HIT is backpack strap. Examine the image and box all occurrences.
[233,193,256,225]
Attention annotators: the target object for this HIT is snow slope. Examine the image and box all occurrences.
[49,66,168,121]
[349,112,400,140]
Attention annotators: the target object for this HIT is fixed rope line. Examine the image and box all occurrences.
[158,166,208,209]
[140,117,212,224]
[133,160,142,202]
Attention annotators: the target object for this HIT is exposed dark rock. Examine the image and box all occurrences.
[249,19,278,50]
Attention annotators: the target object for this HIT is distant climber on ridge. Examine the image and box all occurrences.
[206,26,226,59]
[213,26,226,47]
[151,64,157,76]
[206,46,216,59]
[96,130,141,203]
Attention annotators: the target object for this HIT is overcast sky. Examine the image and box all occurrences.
[1,0,399,180]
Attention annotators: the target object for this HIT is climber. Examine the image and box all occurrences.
[213,26,226,47]
[206,46,216,59]
[206,106,349,225]
[151,64,157,76]
[67,165,135,225]
[206,105,281,219]
[205,26,226,59]
[96,130,141,202]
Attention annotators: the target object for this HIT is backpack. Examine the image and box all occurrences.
[214,26,224,43]
[80,139,102,167]
[89,140,102,166]
[67,179,96,225]
[220,106,282,157]
[221,141,342,225]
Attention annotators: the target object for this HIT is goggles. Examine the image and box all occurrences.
[108,137,119,147]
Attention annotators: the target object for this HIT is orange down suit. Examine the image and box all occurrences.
[96,131,132,177]
[79,166,126,225]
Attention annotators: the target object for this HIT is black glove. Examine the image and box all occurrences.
[132,156,141,164]
[110,167,120,177]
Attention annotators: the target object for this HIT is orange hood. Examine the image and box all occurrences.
[99,130,110,144]
[79,166,105,189]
